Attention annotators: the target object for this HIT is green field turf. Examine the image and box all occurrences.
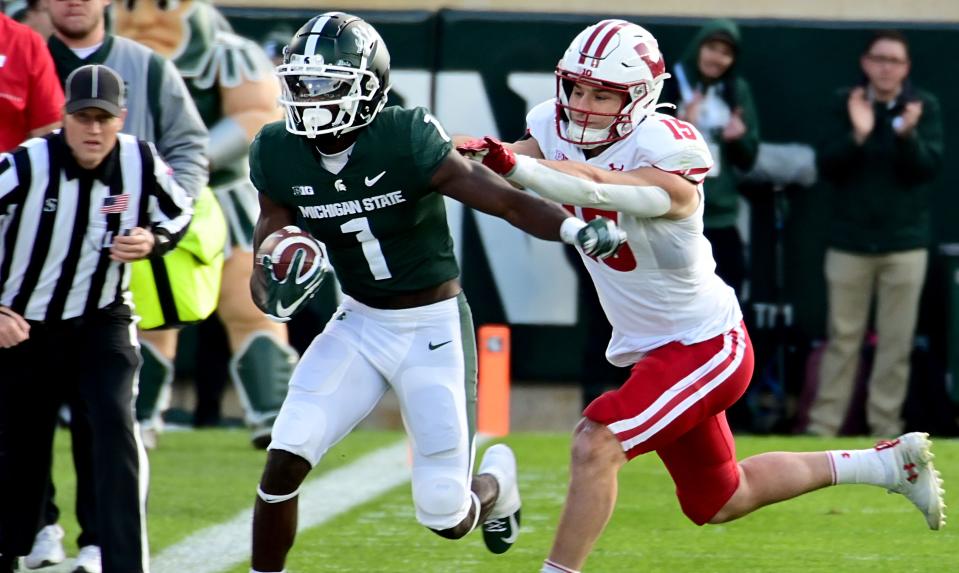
[51,430,958,573]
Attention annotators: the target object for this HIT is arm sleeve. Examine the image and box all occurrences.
[509,156,672,218]
[895,94,944,183]
[143,142,194,256]
[152,56,209,198]
[27,32,64,131]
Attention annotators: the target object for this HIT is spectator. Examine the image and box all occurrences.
[808,30,944,437]
[113,0,294,449]
[0,10,63,152]
[661,19,760,298]
[4,0,54,38]
[33,0,209,569]
[0,64,193,573]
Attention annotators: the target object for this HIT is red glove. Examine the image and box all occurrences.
[456,136,517,176]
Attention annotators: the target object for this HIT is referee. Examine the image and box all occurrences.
[0,64,192,573]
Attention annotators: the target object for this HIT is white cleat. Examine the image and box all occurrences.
[478,444,522,554]
[879,432,946,530]
[72,545,101,573]
[24,524,65,569]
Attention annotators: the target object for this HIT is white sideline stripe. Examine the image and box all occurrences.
[45,435,491,573]
[154,439,412,573]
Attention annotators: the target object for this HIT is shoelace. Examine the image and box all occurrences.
[484,518,509,533]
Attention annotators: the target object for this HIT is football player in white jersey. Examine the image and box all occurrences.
[458,19,945,573]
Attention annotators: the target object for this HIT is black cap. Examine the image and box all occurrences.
[65,64,125,117]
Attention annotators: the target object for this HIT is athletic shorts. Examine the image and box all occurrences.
[584,322,754,524]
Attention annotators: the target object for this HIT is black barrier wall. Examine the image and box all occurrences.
[224,8,958,385]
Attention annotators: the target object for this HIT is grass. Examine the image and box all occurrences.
[50,430,959,573]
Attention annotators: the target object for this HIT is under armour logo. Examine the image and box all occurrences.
[904,463,919,484]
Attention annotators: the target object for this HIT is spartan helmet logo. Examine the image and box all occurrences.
[334,179,347,192]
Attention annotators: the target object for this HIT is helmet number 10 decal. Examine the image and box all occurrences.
[424,113,452,142]
[660,118,698,141]
[341,217,392,280]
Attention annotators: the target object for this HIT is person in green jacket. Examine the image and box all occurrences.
[808,30,944,437]
[661,19,760,298]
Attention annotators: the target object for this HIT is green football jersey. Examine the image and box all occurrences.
[249,106,459,301]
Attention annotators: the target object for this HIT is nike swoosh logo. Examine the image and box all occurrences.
[501,514,519,544]
[364,170,386,187]
[428,340,453,351]
[275,281,321,318]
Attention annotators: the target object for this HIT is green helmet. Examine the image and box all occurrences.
[277,12,391,138]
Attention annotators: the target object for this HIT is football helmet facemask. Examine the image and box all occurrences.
[555,20,670,148]
[277,12,391,138]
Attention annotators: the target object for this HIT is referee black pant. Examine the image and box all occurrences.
[0,304,148,573]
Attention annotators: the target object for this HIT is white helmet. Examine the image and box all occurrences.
[555,20,670,148]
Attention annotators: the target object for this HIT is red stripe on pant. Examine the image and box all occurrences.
[613,328,744,453]
[584,323,753,459]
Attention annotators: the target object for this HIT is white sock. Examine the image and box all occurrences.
[542,559,580,573]
[827,445,897,487]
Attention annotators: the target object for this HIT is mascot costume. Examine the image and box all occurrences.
[115,0,296,448]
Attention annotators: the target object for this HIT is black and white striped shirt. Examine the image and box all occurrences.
[0,132,193,321]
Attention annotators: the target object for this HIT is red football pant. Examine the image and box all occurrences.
[584,322,754,524]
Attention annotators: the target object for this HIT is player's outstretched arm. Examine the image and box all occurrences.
[458,137,699,219]
[434,149,568,240]
[433,150,625,258]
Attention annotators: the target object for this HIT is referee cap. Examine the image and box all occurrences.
[65,64,125,117]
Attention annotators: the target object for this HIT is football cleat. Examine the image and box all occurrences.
[879,432,946,530]
[24,524,65,569]
[72,545,101,573]
[478,444,522,554]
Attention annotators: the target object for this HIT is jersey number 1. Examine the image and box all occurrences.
[341,217,392,280]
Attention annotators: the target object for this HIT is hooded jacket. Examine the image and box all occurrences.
[661,19,760,229]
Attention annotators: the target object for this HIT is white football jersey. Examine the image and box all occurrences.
[526,100,742,366]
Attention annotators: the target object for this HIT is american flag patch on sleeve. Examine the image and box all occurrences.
[100,194,129,214]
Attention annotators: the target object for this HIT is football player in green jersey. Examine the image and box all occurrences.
[247,13,626,573]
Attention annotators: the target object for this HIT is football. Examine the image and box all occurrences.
[256,225,324,282]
